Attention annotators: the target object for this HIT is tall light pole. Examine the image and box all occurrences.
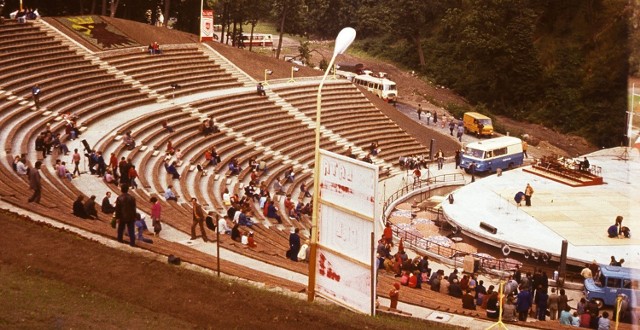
[308,27,356,303]
[198,0,203,42]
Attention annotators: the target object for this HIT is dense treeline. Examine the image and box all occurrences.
[0,0,631,146]
[346,0,630,147]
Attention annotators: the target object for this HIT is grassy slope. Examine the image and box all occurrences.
[0,210,462,329]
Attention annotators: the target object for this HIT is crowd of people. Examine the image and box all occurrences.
[380,223,619,329]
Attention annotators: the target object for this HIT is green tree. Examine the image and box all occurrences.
[439,0,542,116]
[353,0,390,38]
[386,0,451,67]
[272,0,308,59]
[246,0,271,51]
[305,0,352,38]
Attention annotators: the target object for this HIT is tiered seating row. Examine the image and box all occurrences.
[100,46,243,97]
[273,81,427,168]
[0,21,152,121]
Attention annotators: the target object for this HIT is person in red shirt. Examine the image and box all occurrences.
[579,311,591,327]
[166,140,175,155]
[128,165,138,189]
[413,167,421,185]
[408,272,418,288]
[109,152,118,176]
[383,222,393,244]
[389,283,400,310]
[247,231,257,248]
[284,195,298,220]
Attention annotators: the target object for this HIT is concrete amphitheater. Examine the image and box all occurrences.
[1,16,636,329]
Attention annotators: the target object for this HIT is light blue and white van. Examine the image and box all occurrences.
[459,136,524,173]
[584,265,639,308]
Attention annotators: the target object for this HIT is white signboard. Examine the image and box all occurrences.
[319,150,377,218]
[319,205,373,264]
[315,247,372,314]
[314,150,378,315]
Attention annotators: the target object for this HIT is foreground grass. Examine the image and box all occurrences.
[0,210,463,329]
[0,265,195,329]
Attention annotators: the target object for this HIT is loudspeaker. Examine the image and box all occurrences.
[81,139,92,153]
[479,221,497,234]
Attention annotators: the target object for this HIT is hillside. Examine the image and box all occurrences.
[333,0,628,148]
[94,16,597,157]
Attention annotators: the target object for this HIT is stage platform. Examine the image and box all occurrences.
[441,147,640,268]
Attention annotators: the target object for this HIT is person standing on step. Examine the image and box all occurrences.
[72,149,81,177]
[32,84,41,109]
[28,161,42,203]
[115,185,137,247]
[190,197,208,242]
[150,196,162,236]
[436,149,445,170]
[288,228,301,261]
[389,282,400,310]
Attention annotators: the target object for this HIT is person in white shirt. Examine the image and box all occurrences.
[15,156,28,175]
[164,185,178,201]
[297,240,310,262]
[222,188,231,206]
[218,216,231,234]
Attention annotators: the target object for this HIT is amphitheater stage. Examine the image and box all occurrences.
[441,147,640,268]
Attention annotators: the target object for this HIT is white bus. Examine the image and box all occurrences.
[459,136,524,173]
[240,34,273,47]
[353,72,397,103]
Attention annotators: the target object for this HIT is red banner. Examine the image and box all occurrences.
[200,10,214,41]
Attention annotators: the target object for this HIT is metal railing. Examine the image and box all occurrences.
[382,172,465,217]
[382,172,522,274]
[391,224,522,273]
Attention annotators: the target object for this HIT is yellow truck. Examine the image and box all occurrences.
[463,112,494,137]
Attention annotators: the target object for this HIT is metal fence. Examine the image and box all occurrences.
[382,173,522,274]
[382,172,464,216]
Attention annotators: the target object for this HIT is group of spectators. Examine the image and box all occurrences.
[147,42,161,55]
[87,152,140,190]
[19,101,315,263]
[343,142,379,164]
[380,226,617,329]
[286,227,309,262]
[35,123,72,159]
[11,8,39,23]
[12,155,42,204]
[398,155,429,170]
[200,116,219,136]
